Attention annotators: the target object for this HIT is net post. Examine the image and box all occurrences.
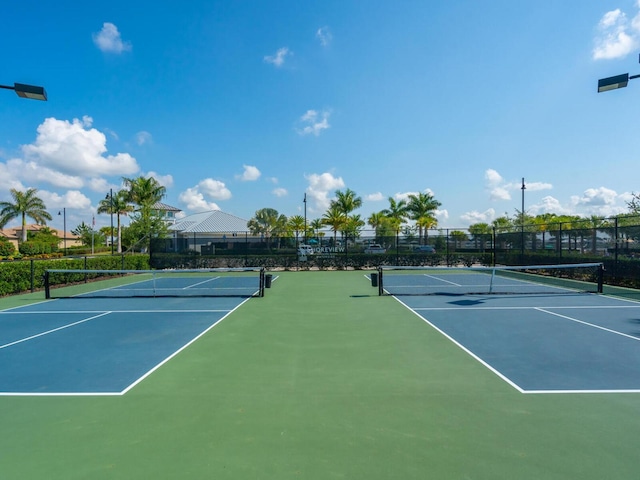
[378,266,383,296]
[44,271,51,299]
[259,268,265,297]
[597,263,604,293]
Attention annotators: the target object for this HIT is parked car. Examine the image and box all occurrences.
[297,245,314,256]
[413,245,436,253]
[364,244,386,254]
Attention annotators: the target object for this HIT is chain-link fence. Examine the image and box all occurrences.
[148,215,640,290]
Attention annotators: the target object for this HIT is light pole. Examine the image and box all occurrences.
[303,193,307,244]
[58,208,66,255]
[521,178,526,256]
[0,82,47,101]
[106,189,114,255]
[597,54,640,92]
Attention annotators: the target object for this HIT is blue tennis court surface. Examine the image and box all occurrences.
[396,292,640,393]
[0,296,248,395]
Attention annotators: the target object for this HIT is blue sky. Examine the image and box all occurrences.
[2,1,640,232]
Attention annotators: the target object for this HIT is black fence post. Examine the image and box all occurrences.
[30,259,35,292]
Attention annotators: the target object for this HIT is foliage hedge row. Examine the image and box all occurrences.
[0,255,150,297]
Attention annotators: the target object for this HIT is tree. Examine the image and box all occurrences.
[123,176,167,209]
[309,218,324,244]
[331,189,362,216]
[72,222,105,248]
[449,230,469,249]
[97,190,134,253]
[122,176,168,251]
[0,188,52,243]
[342,214,365,243]
[468,222,492,251]
[287,215,306,246]
[247,208,288,250]
[381,197,409,230]
[407,192,441,244]
[322,205,346,246]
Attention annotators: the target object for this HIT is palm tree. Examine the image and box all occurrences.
[247,208,288,250]
[287,215,306,246]
[342,214,365,243]
[123,176,166,211]
[407,192,441,245]
[322,205,346,246]
[97,190,134,253]
[381,197,409,238]
[122,176,167,252]
[310,218,324,244]
[331,188,362,216]
[0,188,52,243]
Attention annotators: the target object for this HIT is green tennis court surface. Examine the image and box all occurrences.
[1,270,640,479]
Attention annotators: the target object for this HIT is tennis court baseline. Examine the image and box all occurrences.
[0,295,249,395]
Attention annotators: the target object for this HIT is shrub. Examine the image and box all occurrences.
[0,238,16,257]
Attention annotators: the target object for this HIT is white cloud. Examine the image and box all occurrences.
[22,117,139,178]
[297,109,331,136]
[316,26,332,46]
[593,7,640,60]
[305,172,345,213]
[264,47,291,67]
[178,178,231,213]
[484,169,552,202]
[40,190,92,210]
[460,208,496,225]
[5,158,84,189]
[366,192,384,201]
[485,168,503,186]
[236,164,261,181]
[178,188,221,212]
[571,186,619,207]
[146,171,174,188]
[198,178,232,200]
[92,22,132,54]
[272,188,288,197]
[135,131,153,146]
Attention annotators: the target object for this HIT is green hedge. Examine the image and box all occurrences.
[0,255,150,297]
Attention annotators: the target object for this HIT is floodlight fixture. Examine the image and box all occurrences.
[598,54,640,93]
[0,82,47,101]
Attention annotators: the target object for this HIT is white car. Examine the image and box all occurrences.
[297,245,314,256]
[364,244,386,254]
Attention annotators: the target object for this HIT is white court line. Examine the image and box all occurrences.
[392,296,526,394]
[183,276,221,289]
[0,311,112,350]
[119,296,253,395]
[535,307,640,343]
[412,304,640,311]
[0,309,232,315]
[422,274,462,286]
[394,297,640,394]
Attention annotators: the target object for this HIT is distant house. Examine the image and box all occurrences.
[0,224,81,251]
[167,210,249,253]
[151,202,182,225]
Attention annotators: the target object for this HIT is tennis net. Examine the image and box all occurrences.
[44,267,265,299]
[377,263,604,296]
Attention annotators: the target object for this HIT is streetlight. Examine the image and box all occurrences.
[58,208,66,256]
[106,189,114,254]
[597,54,640,92]
[521,178,526,257]
[0,82,47,101]
[303,193,307,244]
